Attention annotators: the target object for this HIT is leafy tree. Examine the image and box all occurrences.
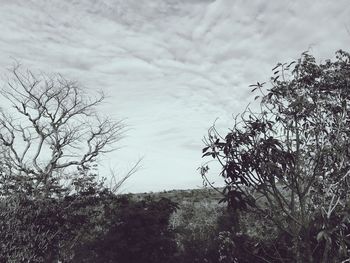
[201,50,350,262]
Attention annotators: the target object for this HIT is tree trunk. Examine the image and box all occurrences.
[304,227,314,263]
[321,240,330,263]
[292,234,302,263]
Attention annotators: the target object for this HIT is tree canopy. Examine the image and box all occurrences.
[201,50,350,262]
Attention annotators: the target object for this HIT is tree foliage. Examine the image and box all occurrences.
[202,50,350,262]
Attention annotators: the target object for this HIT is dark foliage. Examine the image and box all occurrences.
[0,189,111,262]
[201,50,350,262]
[73,196,179,263]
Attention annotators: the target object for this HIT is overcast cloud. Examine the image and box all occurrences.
[0,0,349,192]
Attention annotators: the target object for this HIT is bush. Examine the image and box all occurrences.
[0,197,62,262]
[0,189,114,262]
[73,196,179,263]
[172,201,225,263]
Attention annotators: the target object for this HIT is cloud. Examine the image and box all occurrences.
[0,0,349,192]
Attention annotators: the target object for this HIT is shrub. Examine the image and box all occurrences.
[73,196,179,263]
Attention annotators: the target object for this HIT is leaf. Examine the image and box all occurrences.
[317,231,325,242]
[287,61,296,68]
[202,152,212,158]
[272,63,281,71]
[223,187,229,195]
[219,197,228,204]
[257,82,266,87]
[202,146,210,153]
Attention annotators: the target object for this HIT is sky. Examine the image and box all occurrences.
[0,0,349,193]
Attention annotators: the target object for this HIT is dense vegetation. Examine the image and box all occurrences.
[201,50,350,262]
[1,50,350,262]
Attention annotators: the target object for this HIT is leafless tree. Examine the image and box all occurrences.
[0,65,124,198]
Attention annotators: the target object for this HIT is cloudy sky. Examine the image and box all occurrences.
[0,0,349,193]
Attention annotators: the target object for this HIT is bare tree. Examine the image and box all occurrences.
[0,65,124,198]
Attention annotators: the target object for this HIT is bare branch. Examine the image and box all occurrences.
[0,65,125,198]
